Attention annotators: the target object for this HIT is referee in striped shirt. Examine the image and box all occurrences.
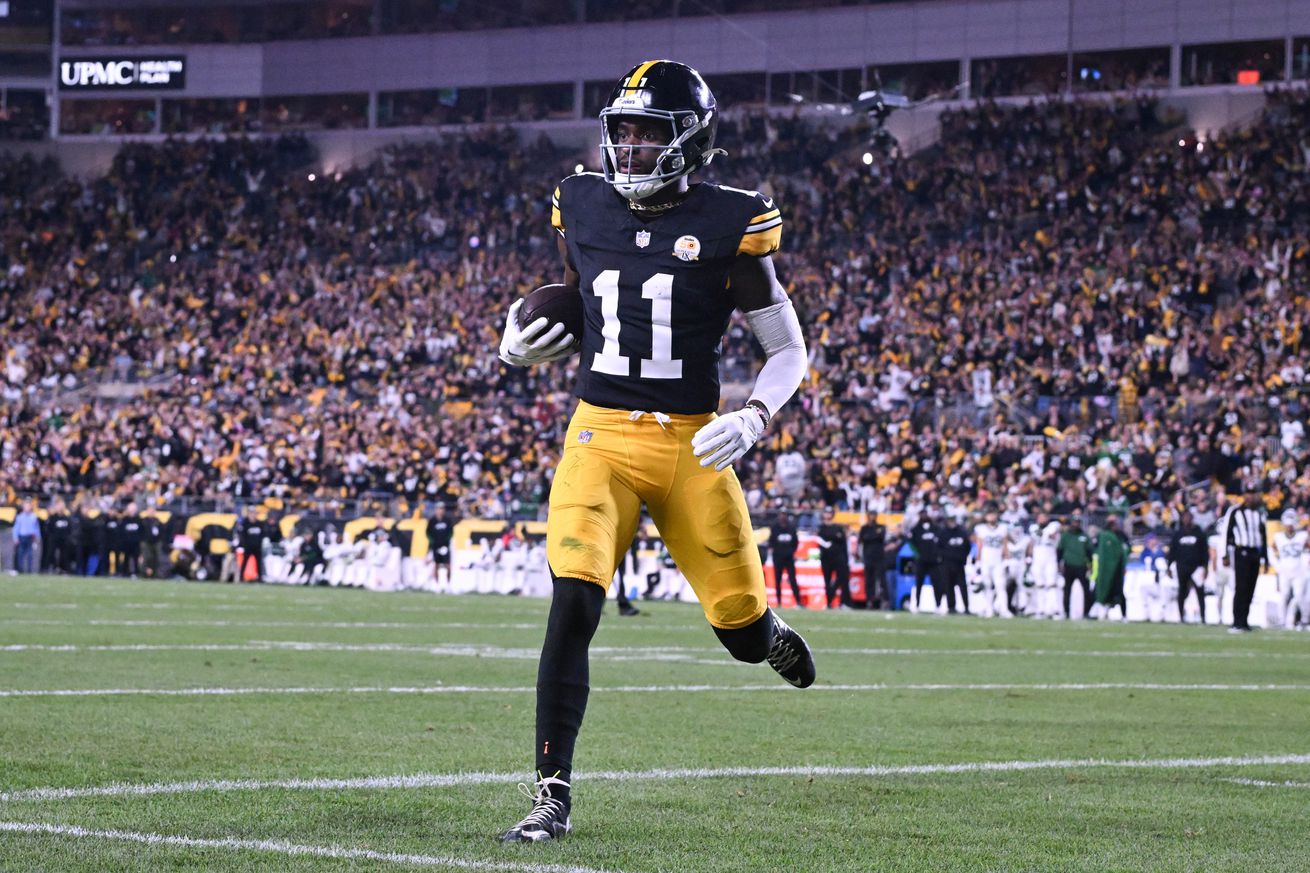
[1221,491,1268,633]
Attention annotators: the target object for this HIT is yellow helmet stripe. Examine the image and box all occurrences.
[624,60,661,91]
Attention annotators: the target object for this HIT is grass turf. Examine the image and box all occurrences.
[1,574,1308,872]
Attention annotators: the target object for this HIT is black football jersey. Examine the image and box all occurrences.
[551,173,781,414]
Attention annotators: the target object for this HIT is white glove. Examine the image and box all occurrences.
[691,407,765,472]
[498,299,576,367]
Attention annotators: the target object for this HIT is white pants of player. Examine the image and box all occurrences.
[1278,562,1310,627]
[1032,553,1059,617]
[978,560,1010,617]
[1140,573,1179,623]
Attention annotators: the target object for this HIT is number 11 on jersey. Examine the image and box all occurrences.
[590,270,683,379]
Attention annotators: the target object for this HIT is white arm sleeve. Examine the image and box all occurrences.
[744,299,807,418]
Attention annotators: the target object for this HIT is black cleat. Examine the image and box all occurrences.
[766,615,816,688]
[499,775,572,843]
[619,604,641,617]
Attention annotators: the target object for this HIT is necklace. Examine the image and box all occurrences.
[628,197,684,215]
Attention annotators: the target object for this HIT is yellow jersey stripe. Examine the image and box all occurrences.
[737,223,781,256]
[748,208,781,225]
[624,60,661,90]
[743,216,782,233]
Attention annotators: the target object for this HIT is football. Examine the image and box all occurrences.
[516,283,584,347]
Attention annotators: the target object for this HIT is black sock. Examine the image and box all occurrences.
[535,577,605,806]
[713,609,776,663]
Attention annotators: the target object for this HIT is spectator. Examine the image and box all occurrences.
[13,498,40,573]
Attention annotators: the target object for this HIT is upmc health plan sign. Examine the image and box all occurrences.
[59,56,186,91]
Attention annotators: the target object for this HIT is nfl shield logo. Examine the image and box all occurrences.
[634,230,651,249]
[578,430,594,444]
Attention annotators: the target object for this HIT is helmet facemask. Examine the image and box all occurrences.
[599,105,715,202]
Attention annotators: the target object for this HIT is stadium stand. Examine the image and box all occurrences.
[1,90,1308,545]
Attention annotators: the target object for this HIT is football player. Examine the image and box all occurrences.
[973,508,1011,618]
[1029,515,1061,618]
[1207,521,1233,626]
[497,60,814,843]
[1005,520,1033,616]
[1272,509,1308,629]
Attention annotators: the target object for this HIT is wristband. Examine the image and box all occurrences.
[745,399,771,430]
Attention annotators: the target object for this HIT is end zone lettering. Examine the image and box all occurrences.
[59,56,186,91]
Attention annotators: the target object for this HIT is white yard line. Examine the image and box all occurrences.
[5,754,1309,804]
[2,619,542,630]
[2,682,1309,700]
[1223,778,1310,789]
[2,640,1307,661]
[0,821,618,873]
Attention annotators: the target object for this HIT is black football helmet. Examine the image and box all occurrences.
[599,60,722,201]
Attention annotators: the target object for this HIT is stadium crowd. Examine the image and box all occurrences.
[2,88,1309,544]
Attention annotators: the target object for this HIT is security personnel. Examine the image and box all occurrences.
[425,503,456,590]
[119,502,143,577]
[141,511,169,578]
[233,506,268,582]
[43,499,75,574]
[937,518,972,614]
[817,509,852,609]
[857,515,886,609]
[768,510,802,608]
[908,508,941,612]
[1168,509,1209,623]
[102,505,123,576]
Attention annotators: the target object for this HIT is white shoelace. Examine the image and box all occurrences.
[628,410,671,431]
[765,631,796,671]
[512,777,569,830]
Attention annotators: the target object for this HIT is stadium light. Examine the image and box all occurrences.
[307,173,317,182]
[862,152,873,165]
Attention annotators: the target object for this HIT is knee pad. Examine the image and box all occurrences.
[713,610,774,663]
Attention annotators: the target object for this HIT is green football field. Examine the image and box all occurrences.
[1,575,1308,872]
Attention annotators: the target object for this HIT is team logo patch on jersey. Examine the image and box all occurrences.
[673,234,701,261]
[635,230,651,248]
[578,430,594,444]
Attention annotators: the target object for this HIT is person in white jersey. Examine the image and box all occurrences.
[1029,514,1062,618]
[974,509,1011,618]
[1271,509,1309,629]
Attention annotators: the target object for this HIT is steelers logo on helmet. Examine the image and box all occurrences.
[599,60,724,202]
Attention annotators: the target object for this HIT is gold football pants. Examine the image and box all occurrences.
[546,401,767,629]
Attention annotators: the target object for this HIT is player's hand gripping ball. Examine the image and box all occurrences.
[498,284,582,366]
